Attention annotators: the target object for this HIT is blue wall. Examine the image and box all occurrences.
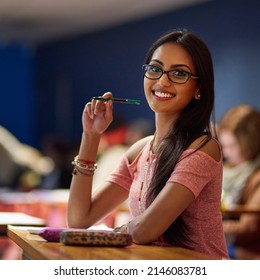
[1,0,260,148]
[0,44,36,145]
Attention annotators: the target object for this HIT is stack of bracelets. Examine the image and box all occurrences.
[72,155,97,176]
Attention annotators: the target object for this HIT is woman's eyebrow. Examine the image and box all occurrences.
[150,60,192,70]
[171,64,191,69]
[150,59,163,65]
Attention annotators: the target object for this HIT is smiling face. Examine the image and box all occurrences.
[144,42,200,120]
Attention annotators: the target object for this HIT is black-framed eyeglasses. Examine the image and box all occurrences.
[142,64,199,84]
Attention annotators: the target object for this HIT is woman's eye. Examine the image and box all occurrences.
[171,70,188,77]
[149,66,161,73]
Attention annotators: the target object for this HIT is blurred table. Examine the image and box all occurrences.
[0,189,69,227]
[0,189,117,228]
[222,205,260,218]
[0,212,45,235]
[7,225,220,260]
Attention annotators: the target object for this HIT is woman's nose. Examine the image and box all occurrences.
[158,72,172,86]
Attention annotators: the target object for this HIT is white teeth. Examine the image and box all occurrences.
[154,91,175,98]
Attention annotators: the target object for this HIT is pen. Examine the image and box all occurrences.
[92,96,141,105]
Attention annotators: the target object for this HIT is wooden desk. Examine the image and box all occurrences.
[0,212,45,235]
[7,226,219,260]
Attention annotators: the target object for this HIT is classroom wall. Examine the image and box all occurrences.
[0,44,35,145]
[1,0,260,148]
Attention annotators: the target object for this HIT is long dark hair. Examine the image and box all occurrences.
[144,29,215,246]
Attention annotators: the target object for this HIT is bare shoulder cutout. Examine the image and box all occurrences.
[189,136,221,162]
[126,135,153,164]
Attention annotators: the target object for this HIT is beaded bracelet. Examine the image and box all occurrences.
[71,155,97,176]
[74,155,96,165]
[72,166,94,176]
[72,156,97,171]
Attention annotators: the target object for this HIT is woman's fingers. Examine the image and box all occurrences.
[82,92,114,133]
[84,98,105,119]
[84,102,94,119]
[104,99,113,121]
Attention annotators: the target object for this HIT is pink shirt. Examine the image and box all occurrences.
[107,139,228,259]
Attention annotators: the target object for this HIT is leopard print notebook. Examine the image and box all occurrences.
[60,229,132,247]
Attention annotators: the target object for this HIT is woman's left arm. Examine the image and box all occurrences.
[127,182,195,244]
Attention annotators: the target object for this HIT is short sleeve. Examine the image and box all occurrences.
[106,155,133,191]
[167,150,222,198]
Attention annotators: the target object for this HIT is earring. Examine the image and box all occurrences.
[195,89,201,100]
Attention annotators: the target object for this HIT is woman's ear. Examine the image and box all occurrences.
[195,89,201,100]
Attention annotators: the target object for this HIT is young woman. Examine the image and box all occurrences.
[67,29,228,259]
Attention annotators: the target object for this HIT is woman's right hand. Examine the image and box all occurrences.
[83,92,113,135]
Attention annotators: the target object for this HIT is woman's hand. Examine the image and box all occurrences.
[83,92,113,135]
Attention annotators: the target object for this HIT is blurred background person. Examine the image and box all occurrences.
[218,104,260,259]
[0,125,54,191]
[218,104,260,209]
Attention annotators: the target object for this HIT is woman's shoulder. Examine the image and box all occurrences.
[188,135,221,162]
[125,135,153,164]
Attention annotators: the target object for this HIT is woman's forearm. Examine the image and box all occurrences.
[67,132,101,228]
